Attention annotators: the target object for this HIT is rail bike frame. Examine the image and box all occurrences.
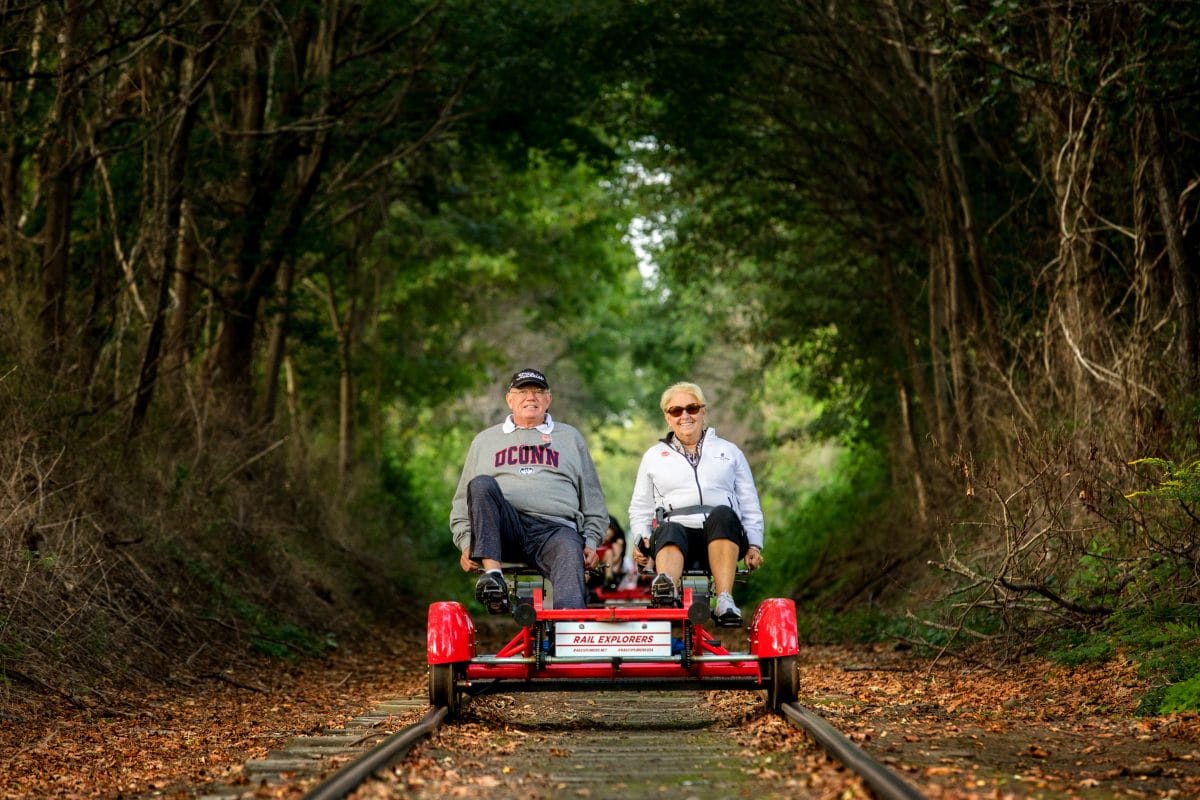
[427,575,800,715]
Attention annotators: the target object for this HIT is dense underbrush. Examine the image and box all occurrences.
[0,381,414,715]
[778,429,1200,714]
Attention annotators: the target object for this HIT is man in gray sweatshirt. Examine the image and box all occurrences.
[450,368,607,612]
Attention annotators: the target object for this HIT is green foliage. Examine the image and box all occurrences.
[1045,601,1200,714]
[173,545,336,661]
[372,417,474,604]
[1126,458,1200,504]
[249,623,337,661]
[302,149,650,423]
[1048,631,1114,666]
[19,549,59,569]
[749,439,889,604]
[0,637,26,662]
[797,606,897,645]
[590,416,662,533]
[236,601,336,660]
[1160,672,1200,714]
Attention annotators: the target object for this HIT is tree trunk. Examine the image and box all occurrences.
[37,0,83,368]
[881,248,936,456]
[39,132,72,364]
[211,11,271,418]
[131,22,218,436]
[895,374,928,524]
[1148,102,1199,389]
[338,343,354,488]
[165,198,197,377]
[0,61,23,287]
[212,7,327,422]
[258,258,295,426]
[942,86,999,368]
[321,268,356,488]
[926,225,950,447]
[931,79,972,452]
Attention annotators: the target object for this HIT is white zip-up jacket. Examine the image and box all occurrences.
[628,428,764,550]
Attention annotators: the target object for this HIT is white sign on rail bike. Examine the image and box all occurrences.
[555,620,672,657]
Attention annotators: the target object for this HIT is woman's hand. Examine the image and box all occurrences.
[744,546,763,571]
[633,537,652,568]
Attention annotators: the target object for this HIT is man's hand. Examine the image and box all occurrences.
[744,546,764,571]
[583,547,599,569]
[460,548,480,572]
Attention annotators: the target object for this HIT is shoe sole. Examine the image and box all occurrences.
[650,586,678,608]
[649,575,679,608]
[713,611,743,628]
[481,598,511,614]
[476,581,511,615]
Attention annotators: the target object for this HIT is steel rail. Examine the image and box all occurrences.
[301,706,446,800]
[781,702,927,800]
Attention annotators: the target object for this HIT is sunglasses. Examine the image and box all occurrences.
[665,403,706,417]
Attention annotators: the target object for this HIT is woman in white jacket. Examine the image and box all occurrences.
[628,382,765,626]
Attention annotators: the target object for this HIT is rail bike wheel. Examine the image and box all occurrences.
[429,662,462,716]
[764,655,798,710]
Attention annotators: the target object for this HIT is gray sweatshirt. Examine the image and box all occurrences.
[449,414,608,552]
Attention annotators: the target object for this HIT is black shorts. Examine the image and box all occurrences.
[650,505,747,570]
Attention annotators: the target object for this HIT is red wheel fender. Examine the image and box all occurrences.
[749,598,799,658]
[427,601,476,664]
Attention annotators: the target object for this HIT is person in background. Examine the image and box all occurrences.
[628,381,764,626]
[600,516,637,590]
[450,368,607,612]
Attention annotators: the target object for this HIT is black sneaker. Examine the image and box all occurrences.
[650,573,679,608]
[475,570,511,615]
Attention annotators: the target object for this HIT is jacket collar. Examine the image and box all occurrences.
[661,427,710,447]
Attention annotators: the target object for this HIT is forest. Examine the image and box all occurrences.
[1,0,1198,717]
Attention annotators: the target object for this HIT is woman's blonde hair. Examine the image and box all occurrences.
[659,381,707,412]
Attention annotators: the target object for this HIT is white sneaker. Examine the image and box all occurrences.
[713,592,742,627]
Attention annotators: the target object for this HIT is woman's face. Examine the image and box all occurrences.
[663,391,705,446]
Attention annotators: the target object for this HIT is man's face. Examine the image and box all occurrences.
[506,385,552,426]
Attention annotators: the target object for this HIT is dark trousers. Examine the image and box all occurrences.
[650,504,747,570]
[466,475,587,609]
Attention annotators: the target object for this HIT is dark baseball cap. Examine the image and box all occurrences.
[508,368,549,390]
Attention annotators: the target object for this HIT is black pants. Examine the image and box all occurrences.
[466,475,587,609]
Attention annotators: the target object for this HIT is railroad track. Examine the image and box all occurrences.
[197,589,924,798]
[285,690,927,800]
[197,589,925,798]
